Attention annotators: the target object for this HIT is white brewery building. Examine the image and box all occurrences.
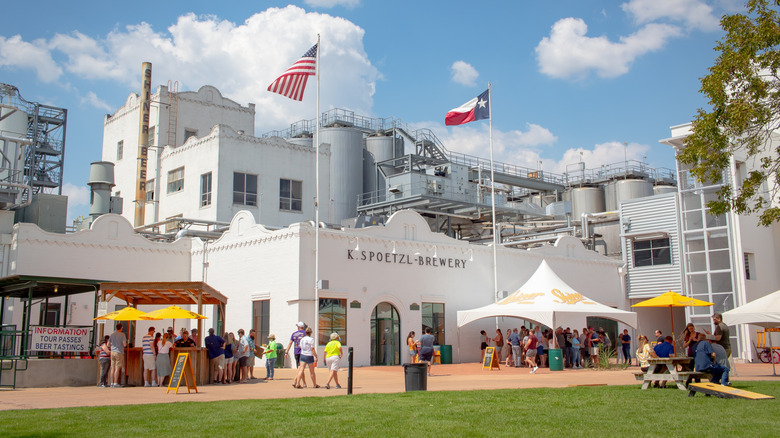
[0,82,778,387]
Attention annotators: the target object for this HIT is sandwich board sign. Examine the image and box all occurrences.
[167,352,198,394]
[482,346,500,371]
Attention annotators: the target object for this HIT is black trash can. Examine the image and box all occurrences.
[403,363,427,391]
[275,343,285,368]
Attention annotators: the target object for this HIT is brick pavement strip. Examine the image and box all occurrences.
[0,362,775,411]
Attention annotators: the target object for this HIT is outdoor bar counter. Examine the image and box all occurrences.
[125,347,209,386]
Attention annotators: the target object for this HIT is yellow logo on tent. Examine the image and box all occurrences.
[552,289,595,305]
[500,292,543,305]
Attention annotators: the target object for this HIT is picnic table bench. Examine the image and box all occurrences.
[639,357,710,390]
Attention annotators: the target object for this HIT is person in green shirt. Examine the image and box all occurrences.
[324,333,343,389]
[264,334,278,380]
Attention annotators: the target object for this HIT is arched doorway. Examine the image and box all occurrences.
[371,302,400,365]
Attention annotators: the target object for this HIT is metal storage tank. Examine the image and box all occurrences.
[604,181,618,211]
[287,136,313,148]
[362,149,383,204]
[88,161,115,217]
[615,179,653,205]
[570,186,605,218]
[653,185,677,196]
[0,105,28,184]
[365,134,397,197]
[320,127,364,223]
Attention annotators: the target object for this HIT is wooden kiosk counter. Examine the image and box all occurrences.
[125,347,209,386]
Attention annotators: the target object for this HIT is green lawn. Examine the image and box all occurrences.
[1,382,778,437]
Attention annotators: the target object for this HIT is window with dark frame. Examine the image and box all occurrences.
[422,302,445,345]
[318,298,347,345]
[633,237,671,267]
[279,178,302,212]
[145,179,154,202]
[200,172,212,207]
[167,167,184,193]
[252,300,270,346]
[233,172,257,206]
[116,140,123,160]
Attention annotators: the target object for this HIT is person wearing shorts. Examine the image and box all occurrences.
[324,332,343,389]
[418,327,435,376]
[293,327,318,388]
[108,323,127,388]
[141,326,157,387]
[524,330,539,373]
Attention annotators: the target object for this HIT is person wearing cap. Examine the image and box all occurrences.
[264,334,278,380]
[694,333,726,384]
[324,332,343,389]
[285,322,307,368]
[205,328,226,384]
[142,326,157,387]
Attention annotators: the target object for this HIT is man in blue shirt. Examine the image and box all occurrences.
[694,333,726,384]
[653,336,675,358]
[205,328,225,384]
[508,328,522,367]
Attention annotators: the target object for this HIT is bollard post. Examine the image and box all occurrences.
[347,346,353,395]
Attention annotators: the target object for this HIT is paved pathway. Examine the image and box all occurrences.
[1,362,776,411]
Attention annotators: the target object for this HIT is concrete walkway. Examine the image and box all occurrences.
[1,361,777,411]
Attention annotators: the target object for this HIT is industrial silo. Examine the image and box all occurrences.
[653,184,677,196]
[615,178,653,205]
[570,186,606,218]
[88,161,116,217]
[319,126,364,223]
[365,133,398,197]
[0,104,28,184]
[604,180,618,211]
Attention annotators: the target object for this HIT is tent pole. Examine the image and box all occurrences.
[770,329,776,376]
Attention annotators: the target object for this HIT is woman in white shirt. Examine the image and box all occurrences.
[156,332,173,387]
[293,327,319,389]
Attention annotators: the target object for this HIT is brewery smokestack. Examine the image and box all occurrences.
[134,62,152,227]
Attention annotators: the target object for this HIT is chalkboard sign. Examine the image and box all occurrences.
[482,346,500,371]
[167,352,198,394]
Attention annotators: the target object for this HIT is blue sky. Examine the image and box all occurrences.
[0,0,743,222]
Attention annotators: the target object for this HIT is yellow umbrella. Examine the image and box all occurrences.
[632,291,713,355]
[94,307,160,321]
[143,306,207,343]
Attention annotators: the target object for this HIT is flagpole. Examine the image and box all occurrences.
[488,83,499,315]
[314,34,321,350]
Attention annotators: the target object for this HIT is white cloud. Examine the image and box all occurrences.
[304,0,361,8]
[0,35,62,82]
[621,0,721,32]
[547,141,650,175]
[81,91,113,111]
[450,61,479,86]
[61,182,90,224]
[1,6,378,132]
[535,17,681,80]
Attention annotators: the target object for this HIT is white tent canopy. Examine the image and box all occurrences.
[722,289,780,328]
[457,260,637,330]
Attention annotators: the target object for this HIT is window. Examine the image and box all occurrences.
[633,237,671,267]
[280,179,302,212]
[167,167,184,193]
[745,252,755,280]
[145,179,154,202]
[318,298,346,345]
[422,302,445,345]
[148,126,156,146]
[233,172,257,206]
[253,300,270,346]
[200,172,212,207]
[184,129,197,142]
[116,140,123,160]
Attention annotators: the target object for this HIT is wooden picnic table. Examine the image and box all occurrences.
[638,356,708,390]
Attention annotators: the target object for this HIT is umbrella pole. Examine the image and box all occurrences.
[770,329,777,376]
[669,306,676,356]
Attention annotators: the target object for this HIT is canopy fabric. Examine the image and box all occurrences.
[143,305,207,320]
[94,307,160,321]
[631,291,713,308]
[722,290,780,328]
[456,260,637,329]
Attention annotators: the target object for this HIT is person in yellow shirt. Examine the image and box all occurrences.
[324,333,343,389]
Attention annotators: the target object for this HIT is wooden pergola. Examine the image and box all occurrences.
[98,281,228,347]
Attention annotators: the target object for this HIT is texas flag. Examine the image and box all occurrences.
[445,89,490,126]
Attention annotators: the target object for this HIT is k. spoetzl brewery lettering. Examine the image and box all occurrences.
[346,249,468,269]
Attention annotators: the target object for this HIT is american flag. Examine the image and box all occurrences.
[267,43,318,101]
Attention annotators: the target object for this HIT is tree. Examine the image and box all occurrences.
[680,0,780,226]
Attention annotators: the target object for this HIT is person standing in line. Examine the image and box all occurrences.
[237,329,250,383]
[294,327,319,388]
[96,335,111,387]
[479,330,489,362]
[264,334,278,380]
[524,329,539,373]
[508,328,522,367]
[418,327,435,376]
[156,332,173,387]
[589,328,601,367]
[324,332,343,389]
[620,329,632,365]
[190,328,199,346]
[580,328,590,364]
[222,332,235,384]
[563,328,573,368]
[503,329,512,363]
[107,323,127,388]
[247,329,259,379]
[493,329,504,362]
[571,329,581,368]
[407,331,418,363]
[205,328,226,384]
[142,326,157,387]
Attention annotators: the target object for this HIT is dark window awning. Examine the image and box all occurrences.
[0,275,103,300]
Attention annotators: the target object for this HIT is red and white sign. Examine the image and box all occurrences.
[30,326,91,352]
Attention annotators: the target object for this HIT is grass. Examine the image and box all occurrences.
[1,382,779,437]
